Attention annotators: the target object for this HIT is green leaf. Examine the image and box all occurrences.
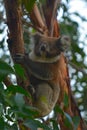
[51,119,59,130]
[4,123,18,130]
[9,124,18,130]
[24,119,51,130]
[5,114,14,122]
[14,93,25,110]
[0,83,7,105]
[14,64,25,80]
[40,123,52,130]
[0,59,15,81]
[72,116,80,130]
[0,116,4,130]
[64,112,73,129]
[54,105,64,115]
[63,92,69,108]
[22,0,36,12]
[7,85,31,98]
[0,104,3,116]
[22,105,39,117]
[0,82,4,92]
[24,119,39,130]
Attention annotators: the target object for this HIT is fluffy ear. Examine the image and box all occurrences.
[61,35,71,51]
[56,35,71,52]
[31,32,42,44]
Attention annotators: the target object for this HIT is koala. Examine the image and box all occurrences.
[14,33,70,117]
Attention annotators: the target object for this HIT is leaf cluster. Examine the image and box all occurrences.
[0,59,80,129]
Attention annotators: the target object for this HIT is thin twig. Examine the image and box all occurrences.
[69,61,87,76]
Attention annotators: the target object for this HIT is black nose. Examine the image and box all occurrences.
[40,44,46,51]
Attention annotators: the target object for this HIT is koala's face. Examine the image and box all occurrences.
[34,36,62,58]
[29,33,70,63]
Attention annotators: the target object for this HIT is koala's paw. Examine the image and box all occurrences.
[13,54,24,63]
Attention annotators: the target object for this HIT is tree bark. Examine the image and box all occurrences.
[4,0,87,130]
[4,0,24,55]
[4,0,30,95]
[4,0,30,129]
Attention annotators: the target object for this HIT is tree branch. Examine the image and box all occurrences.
[30,4,48,35]
[69,61,87,76]
[50,0,61,36]
[4,1,31,129]
[4,0,24,56]
[42,0,60,36]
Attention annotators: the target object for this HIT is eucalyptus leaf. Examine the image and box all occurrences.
[14,93,25,110]
[72,116,80,130]
[7,85,31,98]
[24,119,51,130]
[54,105,64,115]
[14,64,25,80]
[0,59,15,81]
[0,116,4,130]
[22,0,36,12]
[64,112,73,129]
[51,119,59,130]
[63,92,69,108]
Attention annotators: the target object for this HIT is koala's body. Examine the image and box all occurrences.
[15,33,70,117]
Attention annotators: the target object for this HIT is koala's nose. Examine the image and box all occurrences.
[40,44,46,52]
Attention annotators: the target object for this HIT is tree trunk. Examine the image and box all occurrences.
[4,0,87,130]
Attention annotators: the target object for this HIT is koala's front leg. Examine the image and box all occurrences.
[32,82,54,116]
[33,82,60,117]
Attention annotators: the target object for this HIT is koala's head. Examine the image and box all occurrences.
[29,33,70,63]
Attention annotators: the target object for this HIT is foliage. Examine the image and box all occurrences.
[0,60,50,130]
[0,0,87,129]
[22,0,36,12]
[0,60,80,129]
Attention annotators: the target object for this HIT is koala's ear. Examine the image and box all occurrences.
[56,35,71,51]
[61,35,71,51]
[31,32,42,44]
